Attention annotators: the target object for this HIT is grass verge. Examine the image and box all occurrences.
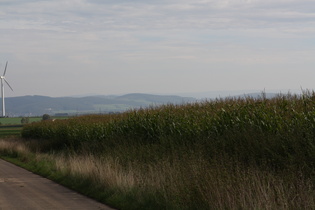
[1,137,315,209]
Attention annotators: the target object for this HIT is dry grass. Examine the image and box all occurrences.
[0,137,30,156]
[40,148,315,209]
[53,154,137,192]
[1,138,315,209]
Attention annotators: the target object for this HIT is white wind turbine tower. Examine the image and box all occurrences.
[1,62,13,117]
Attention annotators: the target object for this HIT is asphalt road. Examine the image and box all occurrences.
[0,159,114,210]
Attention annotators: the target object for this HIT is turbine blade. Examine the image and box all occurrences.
[3,61,8,76]
[4,79,13,91]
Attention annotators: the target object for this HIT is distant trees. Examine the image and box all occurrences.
[21,117,30,124]
[42,114,51,121]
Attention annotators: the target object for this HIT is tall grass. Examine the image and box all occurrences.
[10,91,315,208]
[1,137,314,209]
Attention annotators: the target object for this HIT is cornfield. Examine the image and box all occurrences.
[19,91,315,209]
[22,92,315,172]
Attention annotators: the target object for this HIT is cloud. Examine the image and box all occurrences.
[2,0,315,33]
[1,0,315,96]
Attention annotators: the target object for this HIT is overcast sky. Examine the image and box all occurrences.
[1,0,315,98]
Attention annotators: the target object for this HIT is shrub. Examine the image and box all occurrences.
[42,114,51,121]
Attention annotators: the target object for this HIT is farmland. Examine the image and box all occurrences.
[0,126,22,138]
[0,117,34,138]
[0,117,42,125]
[1,92,315,209]
[0,116,68,138]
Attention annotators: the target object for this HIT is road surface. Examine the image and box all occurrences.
[0,159,114,210]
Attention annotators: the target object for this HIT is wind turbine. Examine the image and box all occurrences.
[1,62,13,117]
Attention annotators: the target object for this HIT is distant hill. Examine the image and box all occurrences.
[5,93,196,117]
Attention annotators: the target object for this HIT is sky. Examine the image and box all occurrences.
[1,0,315,98]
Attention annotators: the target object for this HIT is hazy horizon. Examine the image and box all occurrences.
[5,88,304,100]
[1,0,314,98]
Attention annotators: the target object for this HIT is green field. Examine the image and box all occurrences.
[0,126,22,137]
[0,117,42,125]
[0,118,25,137]
[0,116,69,138]
[0,116,70,125]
